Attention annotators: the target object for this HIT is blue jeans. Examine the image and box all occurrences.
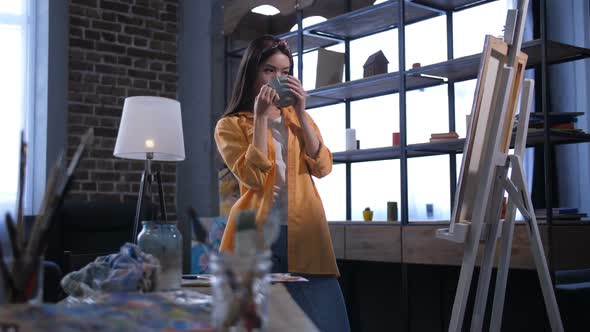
[271,226,350,332]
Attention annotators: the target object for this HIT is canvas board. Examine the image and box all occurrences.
[315,48,345,88]
[450,35,528,231]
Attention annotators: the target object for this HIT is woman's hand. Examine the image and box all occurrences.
[283,75,321,158]
[284,76,307,116]
[253,85,279,119]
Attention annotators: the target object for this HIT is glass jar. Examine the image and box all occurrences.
[209,251,272,331]
[0,255,44,304]
[137,221,183,290]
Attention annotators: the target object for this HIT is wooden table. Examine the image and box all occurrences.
[0,284,318,331]
[184,283,319,331]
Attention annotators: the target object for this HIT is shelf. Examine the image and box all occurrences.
[228,0,505,57]
[306,0,440,41]
[411,0,496,11]
[332,146,402,163]
[332,130,590,163]
[529,112,585,117]
[409,40,590,83]
[228,31,334,58]
[409,130,590,156]
[524,39,590,66]
[307,72,443,109]
[228,1,442,57]
[408,139,466,156]
[526,129,590,145]
[306,40,590,109]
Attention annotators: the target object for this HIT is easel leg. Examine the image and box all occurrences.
[449,216,488,332]
[449,241,478,332]
[489,200,517,332]
[490,78,534,331]
[470,222,501,332]
[511,157,564,332]
[470,167,508,331]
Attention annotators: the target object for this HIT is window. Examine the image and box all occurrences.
[351,160,400,221]
[296,1,510,221]
[0,0,34,216]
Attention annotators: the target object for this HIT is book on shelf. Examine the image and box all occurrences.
[550,122,576,130]
[429,132,459,142]
[515,112,581,131]
[429,138,461,143]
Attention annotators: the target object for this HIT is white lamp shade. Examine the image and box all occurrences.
[114,96,185,161]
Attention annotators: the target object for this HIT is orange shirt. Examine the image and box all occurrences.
[214,107,339,276]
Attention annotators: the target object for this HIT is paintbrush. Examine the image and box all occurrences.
[0,128,93,303]
[5,214,21,261]
[15,132,27,251]
[187,207,212,252]
[0,234,16,297]
[27,128,94,260]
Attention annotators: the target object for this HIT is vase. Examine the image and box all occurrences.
[363,209,373,221]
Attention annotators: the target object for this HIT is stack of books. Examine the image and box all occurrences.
[516,112,583,133]
[429,132,459,143]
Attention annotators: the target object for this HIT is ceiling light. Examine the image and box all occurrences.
[251,5,280,16]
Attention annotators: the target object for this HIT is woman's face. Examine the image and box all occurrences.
[254,52,291,94]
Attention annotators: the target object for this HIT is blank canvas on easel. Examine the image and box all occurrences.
[451,35,528,230]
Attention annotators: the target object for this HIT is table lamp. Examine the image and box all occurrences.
[114,96,185,242]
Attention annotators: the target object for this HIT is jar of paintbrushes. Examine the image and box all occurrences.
[0,254,44,305]
[0,129,94,304]
[209,210,273,332]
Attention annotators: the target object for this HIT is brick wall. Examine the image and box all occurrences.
[67,0,179,220]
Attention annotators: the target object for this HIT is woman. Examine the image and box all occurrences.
[214,35,349,332]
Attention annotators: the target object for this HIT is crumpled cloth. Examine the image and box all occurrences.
[60,243,159,298]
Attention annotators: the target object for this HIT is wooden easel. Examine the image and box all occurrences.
[435,1,564,331]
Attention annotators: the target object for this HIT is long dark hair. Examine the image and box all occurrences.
[223,35,293,117]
